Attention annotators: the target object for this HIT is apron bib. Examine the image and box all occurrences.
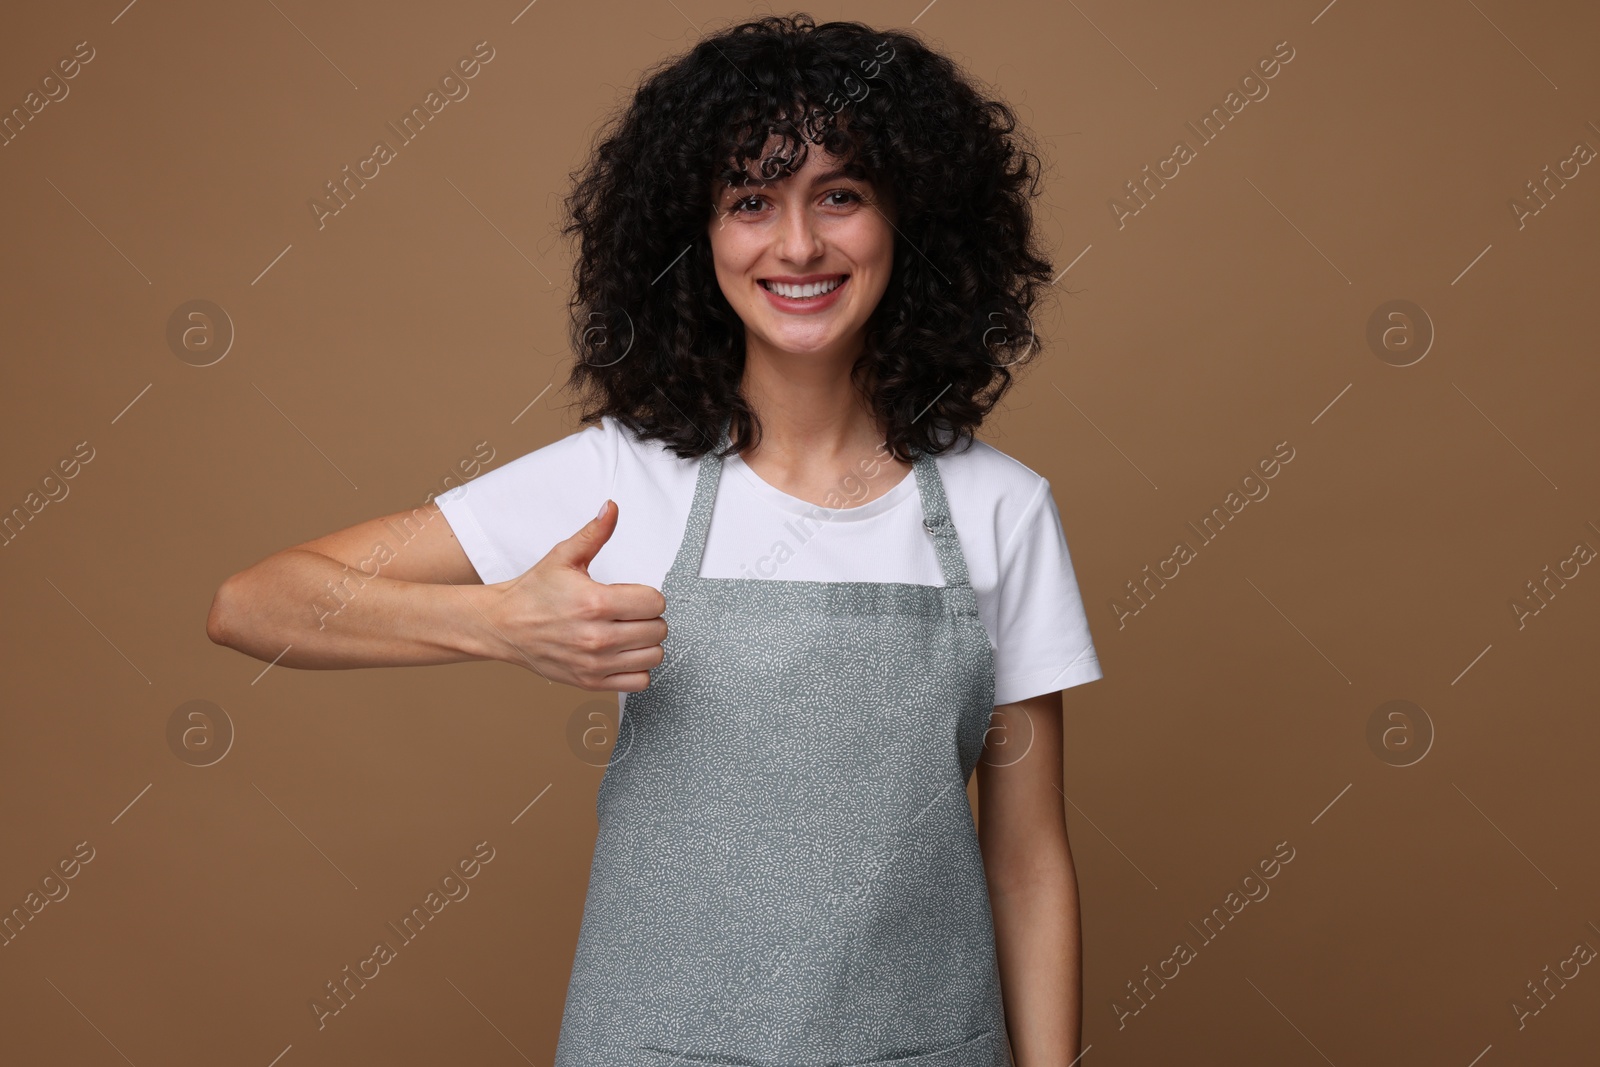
[553,417,1010,1066]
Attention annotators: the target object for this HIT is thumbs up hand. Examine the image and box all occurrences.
[485,499,667,691]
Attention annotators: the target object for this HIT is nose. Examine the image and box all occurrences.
[775,199,823,264]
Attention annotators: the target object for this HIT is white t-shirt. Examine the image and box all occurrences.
[432,415,1102,713]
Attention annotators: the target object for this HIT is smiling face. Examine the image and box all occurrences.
[707,136,895,370]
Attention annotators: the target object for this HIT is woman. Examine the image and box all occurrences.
[208,14,1100,1065]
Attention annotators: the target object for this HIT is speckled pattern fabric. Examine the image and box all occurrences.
[553,417,1011,1067]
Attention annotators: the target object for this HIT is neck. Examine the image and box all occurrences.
[737,365,880,463]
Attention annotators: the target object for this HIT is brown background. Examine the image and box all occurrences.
[3,1,1597,1064]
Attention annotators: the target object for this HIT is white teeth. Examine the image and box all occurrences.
[762,277,844,298]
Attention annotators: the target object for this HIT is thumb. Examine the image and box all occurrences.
[546,498,616,574]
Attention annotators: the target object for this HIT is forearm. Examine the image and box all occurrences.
[988,854,1082,1065]
[208,548,507,669]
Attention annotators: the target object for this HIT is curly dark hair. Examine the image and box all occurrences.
[559,12,1060,461]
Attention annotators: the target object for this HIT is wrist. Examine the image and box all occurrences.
[446,579,514,664]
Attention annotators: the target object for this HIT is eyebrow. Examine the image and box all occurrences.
[808,167,862,184]
[718,163,869,194]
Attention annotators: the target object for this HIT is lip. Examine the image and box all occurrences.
[760,273,848,284]
[758,274,849,313]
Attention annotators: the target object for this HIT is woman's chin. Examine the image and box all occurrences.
[749,328,854,357]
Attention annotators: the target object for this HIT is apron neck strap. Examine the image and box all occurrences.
[666,413,974,591]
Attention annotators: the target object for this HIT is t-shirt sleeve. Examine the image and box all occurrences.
[992,479,1103,705]
[431,419,618,585]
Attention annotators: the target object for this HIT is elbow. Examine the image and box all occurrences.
[206,574,242,648]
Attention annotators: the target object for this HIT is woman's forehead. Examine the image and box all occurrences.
[715,138,866,189]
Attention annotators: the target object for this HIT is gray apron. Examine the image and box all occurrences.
[553,417,1011,1066]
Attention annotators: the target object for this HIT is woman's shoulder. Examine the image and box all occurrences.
[926,431,1068,564]
[432,414,672,522]
[596,415,705,512]
[429,414,689,584]
[482,414,689,474]
[595,415,706,487]
[930,431,1053,511]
